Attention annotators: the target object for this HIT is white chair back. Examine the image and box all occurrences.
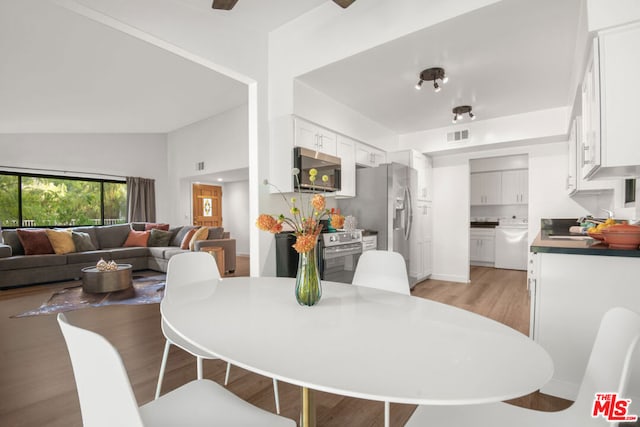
[164,251,221,299]
[352,250,410,295]
[57,313,144,427]
[570,306,640,420]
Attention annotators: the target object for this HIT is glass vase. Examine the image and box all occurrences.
[295,244,322,306]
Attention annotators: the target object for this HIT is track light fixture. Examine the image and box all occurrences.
[415,67,448,93]
[452,105,475,123]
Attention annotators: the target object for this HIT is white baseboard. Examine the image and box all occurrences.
[429,273,469,284]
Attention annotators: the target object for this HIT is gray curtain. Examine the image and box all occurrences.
[126,177,156,222]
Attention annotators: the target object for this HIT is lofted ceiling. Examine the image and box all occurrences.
[297,0,584,135]
[0,0,584,139]
[0,0,327,134]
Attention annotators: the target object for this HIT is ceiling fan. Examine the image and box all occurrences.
[212,0,357,10]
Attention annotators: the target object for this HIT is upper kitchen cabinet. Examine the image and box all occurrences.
[294,117,337,156]
[470,171,502,205]
[335,135,356,198]
[355,142,386,167]
[501,169,528,205]
[567,116,621,195]
[388,149,433,201]
[582,22,640,180]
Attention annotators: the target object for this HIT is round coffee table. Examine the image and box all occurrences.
[81,264,133,293]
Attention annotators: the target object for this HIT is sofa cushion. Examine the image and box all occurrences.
[2,230,24,256]
[163,247,188,260]
[170,226,192,247]
[107,247,149,259]
[145,223,170,231]
[17,229,54,255]
[0,244,11,258]
[189,227,210,251]
[208,227,224,240]
[45,229,76,254]
[66,250,113,264]
[95,223,131,249]
[72,231,97,252]
[148,229,172,247]
[123,230,149,247]
[180,227,199,249]
[71,226,99,249]
[0,254,67,271]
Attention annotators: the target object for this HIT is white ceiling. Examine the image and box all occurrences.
[0,0,583,138]
[297,0,584,134]
[0,0,327,134]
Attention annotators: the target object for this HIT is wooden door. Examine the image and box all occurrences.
[193,184,222,227]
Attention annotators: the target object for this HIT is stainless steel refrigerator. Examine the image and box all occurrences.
[338,163,418,287]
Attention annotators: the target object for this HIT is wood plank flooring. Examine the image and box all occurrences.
[0,260,570,426]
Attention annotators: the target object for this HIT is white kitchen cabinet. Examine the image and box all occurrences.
[501,169,528,204]
[294,117,337,156]
[583,22,640,180]
[335,135,356,198]
[355,142,386,167]
[469,228,495,265]
[528,251,640,400]
[470,172,501,205]
[567,116,622,195]
[410,201,433,281]
[388,149,432,201]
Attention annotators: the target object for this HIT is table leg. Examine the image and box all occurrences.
[301,387,316,427]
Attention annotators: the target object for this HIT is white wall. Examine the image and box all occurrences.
[294,80,397,150]
[222,180,250,256]
[167,105,249,226]
[0,133,170,220]
[430,141,599,283]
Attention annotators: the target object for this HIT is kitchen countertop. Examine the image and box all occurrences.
[470,221,499,228]
[530,231,640,258]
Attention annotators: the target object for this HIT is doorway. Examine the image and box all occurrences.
[192,183,222,227]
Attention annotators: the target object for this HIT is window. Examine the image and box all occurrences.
[0,172,127,228]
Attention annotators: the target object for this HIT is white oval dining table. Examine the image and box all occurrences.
[161,276,553,426]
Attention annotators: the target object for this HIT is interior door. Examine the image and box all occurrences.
[192,184,222,227]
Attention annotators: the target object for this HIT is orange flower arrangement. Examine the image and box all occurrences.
[256,168,331,253]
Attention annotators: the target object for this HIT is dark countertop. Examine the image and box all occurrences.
[361,230,378,236]
[470,221,499,228]
[530,218,640,257]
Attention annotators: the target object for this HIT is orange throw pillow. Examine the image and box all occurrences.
[123,230,150,247]
[180,227,198,250]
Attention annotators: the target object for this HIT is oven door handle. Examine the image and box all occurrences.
[323,246,363,259]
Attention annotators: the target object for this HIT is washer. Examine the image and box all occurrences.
[494,218,528,270]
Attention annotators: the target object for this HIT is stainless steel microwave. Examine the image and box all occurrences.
[293,147,341,192]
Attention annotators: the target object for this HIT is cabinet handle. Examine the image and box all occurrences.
[582,144,591,166]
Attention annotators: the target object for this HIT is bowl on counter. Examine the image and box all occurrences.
[587,228,606,243]
[601,224,640,249]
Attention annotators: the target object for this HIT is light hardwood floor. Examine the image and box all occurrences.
[0,260,570,426]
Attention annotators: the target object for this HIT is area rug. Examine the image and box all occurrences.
[11,274,166,318]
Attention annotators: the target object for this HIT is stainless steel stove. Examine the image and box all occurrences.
[321,230,363,283]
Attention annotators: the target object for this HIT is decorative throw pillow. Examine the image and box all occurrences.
[123,230,150,247]
[188,227,210,251]
[144,223,170,231]
[16,229,55,255]
[180,227,199,250]
[72,231,97,252]
[148,228,172,247]
[207,227,224,240]
[45,229,76,254]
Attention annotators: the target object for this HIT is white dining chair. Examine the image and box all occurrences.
[155,251,281,414]
[352,249,410,427]
[405,306,640,427]
[352,250,410,296]
[57,313,295,427]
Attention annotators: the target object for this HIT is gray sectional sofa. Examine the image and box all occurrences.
[0,223,237,289]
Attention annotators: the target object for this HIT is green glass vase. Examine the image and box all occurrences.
[295,244,322,306]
